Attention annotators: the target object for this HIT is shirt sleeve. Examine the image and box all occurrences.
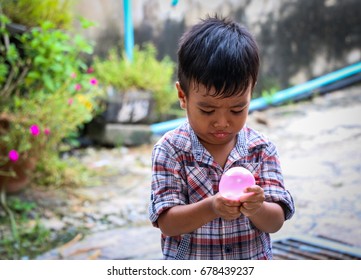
[257,142,295,220]
[148,144,188,227]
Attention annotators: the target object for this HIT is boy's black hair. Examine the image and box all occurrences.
[177,15,259,98]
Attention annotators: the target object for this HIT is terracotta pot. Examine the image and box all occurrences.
[0,157,36,193]
[0,113,37,193]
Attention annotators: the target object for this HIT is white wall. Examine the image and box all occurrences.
[74,0,361,89]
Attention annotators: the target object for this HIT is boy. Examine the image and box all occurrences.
[149,15,295,259]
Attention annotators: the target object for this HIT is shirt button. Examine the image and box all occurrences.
[225,245,232,253]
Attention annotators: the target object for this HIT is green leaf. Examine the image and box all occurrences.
[43,74,55,91]
[0,64,9,83]
[34,56,46,67]
[79,16,96,29]
[41,21,55,30]
[50,63,63,73]
[27,71,41,80]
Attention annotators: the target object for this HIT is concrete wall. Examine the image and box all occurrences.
[74,0,361,91]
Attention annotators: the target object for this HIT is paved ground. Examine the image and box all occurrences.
[32,84,361,259]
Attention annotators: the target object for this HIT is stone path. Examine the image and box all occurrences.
[35,84,361,259]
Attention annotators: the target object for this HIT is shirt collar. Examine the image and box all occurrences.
[177,121,249,163]
[234,128,249,157]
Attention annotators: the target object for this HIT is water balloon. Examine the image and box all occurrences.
[219,167,255,201]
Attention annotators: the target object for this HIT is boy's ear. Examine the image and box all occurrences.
[176,82,187,109]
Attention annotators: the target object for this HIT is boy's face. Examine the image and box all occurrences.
[176,82,251,153]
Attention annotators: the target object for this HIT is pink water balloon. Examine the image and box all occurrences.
[219,167,255,200]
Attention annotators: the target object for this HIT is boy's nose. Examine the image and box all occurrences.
[213,116,230,128]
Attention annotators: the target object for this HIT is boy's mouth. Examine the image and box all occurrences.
[211,131,231,139]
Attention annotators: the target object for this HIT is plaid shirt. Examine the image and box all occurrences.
[149,121,295,259]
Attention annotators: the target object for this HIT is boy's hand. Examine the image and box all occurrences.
[212,193,242,220]
[239,185,265,217]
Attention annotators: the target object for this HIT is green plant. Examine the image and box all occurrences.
[93,44,177,119]
[0,18,94,106]
[0,78,104,187]
[0,195,53,259]
[261,87,279,105]
[0,14,105,187]
[0,13,105,259]
[0,0,74,29]
[22,22,93,93]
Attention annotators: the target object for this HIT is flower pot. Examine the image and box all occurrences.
[103,87,156,124]
[0,157,36,194]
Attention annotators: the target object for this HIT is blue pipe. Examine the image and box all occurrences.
[151,61,361,135]
[249,61,361,111]
[123,0,134,61]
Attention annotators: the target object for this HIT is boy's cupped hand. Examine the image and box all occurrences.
[213,186,265,220]
[212,192,242,220]
[239,186,265,217]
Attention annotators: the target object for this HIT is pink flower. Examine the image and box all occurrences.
[30,125,40,136]
[68,98,73,105]
[9,150,19,162]
[87,67,94,74]
[71,72,77,78]
[44,128,51,135]
[90,78,98,86]
[74,84,82,91]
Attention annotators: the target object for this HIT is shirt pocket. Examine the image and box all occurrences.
[174,234,192,260]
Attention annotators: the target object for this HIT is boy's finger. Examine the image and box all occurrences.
[245,185,262,193]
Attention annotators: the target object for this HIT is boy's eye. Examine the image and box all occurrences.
[200,109,214,115]
[231,109,244,115]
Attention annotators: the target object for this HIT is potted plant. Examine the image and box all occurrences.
[92,43,178,124]
[0,80,103,193]
[0,14,105,193]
